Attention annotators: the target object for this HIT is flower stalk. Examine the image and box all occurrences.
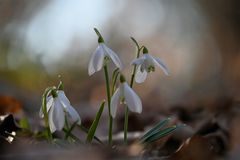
[104,65,113,145]
[124,37,143,144]
[41,87,54,141]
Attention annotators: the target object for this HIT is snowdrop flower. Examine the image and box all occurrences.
[39,89,81,133]
[110,74,142,118]
[88,34,123,76]
[131,47,169,83]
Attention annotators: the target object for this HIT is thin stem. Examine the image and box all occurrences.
[111,69,120,95]
[130,47,142,87]
[94,28,102,38]
[124,39,142,144]
[124,106,129,144]
[42,87,53,141]
[64,114,70,140]
[104,65,113,145]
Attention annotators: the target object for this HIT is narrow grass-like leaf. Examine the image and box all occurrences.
[78,125,103,144]
[143,125,183,144]
[64,120,78,140]
[86,101,105,143]
[140,117,171,141]
[62,128,82,143]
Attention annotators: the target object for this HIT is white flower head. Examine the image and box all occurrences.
[88,30,123,76]
[39,89,81,133]
[131,47,169,83]
[110,74,142,118]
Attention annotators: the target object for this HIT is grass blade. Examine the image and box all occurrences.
[78,125,103,144]
[140,117,171,141]
[64,121,78,140]
[62,128,82,143]
[143,125,183,144]
[86,101,105,143]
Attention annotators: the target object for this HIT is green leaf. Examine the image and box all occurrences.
[64,120,78,140]
[86,101,105,143]
[143,125,184,144]
[62,128,82,143]
[140,117,171,141]
[19,117,30,130]
[77,125,103,144]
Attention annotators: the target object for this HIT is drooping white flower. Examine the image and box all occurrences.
[110,75,142,118]
[39,89,81,133]
[88,36,123,76]
[131,47,169,83]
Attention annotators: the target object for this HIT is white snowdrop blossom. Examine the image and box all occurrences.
[131,47,169,83]
[88,42,123,76]
[39,90,81,133]
[110,75,142,118]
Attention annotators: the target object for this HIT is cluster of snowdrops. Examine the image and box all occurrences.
[39,28,180,145]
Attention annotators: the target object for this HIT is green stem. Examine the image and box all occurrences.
[42,87,53,141]
[64,114,70,140]
[104,65,113,145]
[124,41,142,144]
[130,47,142,87]
[124,106,129,144]
[111,69,120,95]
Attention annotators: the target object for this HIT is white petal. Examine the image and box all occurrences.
[131,57,145,65]
[152,56,169,75]
[135,66,148,83]
[58,91,70,105]
[122,83,142,114]
[110,88,121,118]
[88,45,105,76]
[48,98,65,133]
[48,107,56,133]
[102,44,123,70]
[65,105,81,125]
[39,96,53,118]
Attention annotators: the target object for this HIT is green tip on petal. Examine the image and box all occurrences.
[143,46,148,54]
[120,74,126,83]
[58,81,64,90]
[51,89,58,98]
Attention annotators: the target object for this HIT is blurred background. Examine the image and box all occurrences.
[0,0,240,136]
